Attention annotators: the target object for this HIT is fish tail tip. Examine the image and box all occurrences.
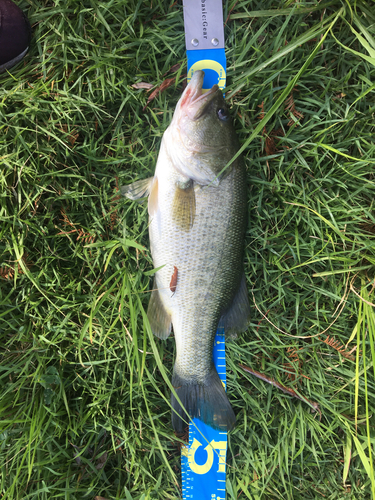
[171,367,236,432]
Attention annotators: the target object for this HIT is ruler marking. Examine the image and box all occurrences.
[182,322,228,498]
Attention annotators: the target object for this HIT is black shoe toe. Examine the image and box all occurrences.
[0,0,31,73]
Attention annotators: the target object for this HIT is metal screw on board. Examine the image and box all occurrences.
[191,38,199,47]
[211,37,219,46]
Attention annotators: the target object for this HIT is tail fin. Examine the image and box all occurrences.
[171,366,236,433]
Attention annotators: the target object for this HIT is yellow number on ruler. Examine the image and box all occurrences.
[188,438,227,475]
[187,60,226,89]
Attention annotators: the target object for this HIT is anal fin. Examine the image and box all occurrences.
[220,273,251,339]
[147,278,172,339]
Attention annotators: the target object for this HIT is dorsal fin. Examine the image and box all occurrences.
[220,274,251,339]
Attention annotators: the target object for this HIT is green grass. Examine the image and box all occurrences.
[1,0,375,498]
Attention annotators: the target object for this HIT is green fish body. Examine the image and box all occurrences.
[123,71,250,431]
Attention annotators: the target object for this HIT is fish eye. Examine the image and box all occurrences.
[217,108,229,121]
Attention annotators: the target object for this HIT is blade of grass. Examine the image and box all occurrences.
[218,8,344,180]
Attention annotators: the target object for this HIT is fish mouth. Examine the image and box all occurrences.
[179,71,220,120]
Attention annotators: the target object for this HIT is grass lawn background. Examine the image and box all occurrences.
[1,0,375,498]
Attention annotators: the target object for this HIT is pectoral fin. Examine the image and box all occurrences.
[121,177,154,201]
[172,182,196,231]
[147,278,172,339]
[220,274,251,339]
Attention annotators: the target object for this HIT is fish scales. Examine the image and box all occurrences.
[151,150,246,380]
[122,71,250,431]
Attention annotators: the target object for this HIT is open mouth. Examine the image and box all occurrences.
[180,71,220,119]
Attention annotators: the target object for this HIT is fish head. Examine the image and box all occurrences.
[166,71,239,186]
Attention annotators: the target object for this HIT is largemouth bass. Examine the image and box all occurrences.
[122,70,250,432]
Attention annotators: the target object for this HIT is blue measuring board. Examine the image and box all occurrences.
[181,1,228,498]
[186,48,226,93]
[181,330,228,500]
